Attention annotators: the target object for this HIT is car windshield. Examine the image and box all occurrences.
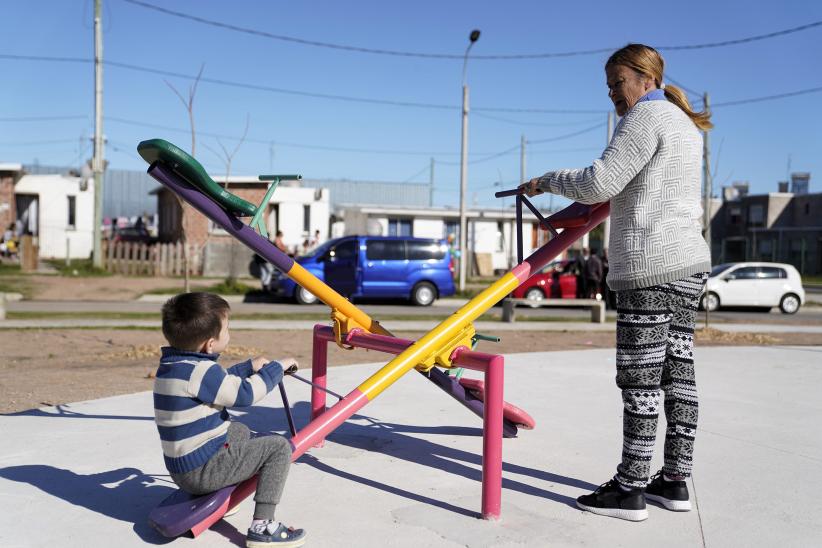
[297,239,335,259]
[709,263,733,277]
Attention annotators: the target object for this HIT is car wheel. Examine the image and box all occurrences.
[700,291,720,312]
[294,286,318,305]
[779,293,800,314]
[524,288,545,308]
[411,282,436,306]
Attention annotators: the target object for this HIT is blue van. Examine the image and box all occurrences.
[261,235,456,306]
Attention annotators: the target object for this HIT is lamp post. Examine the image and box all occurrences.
[458,29,480,292]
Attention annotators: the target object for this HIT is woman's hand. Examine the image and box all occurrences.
[518,177,544,197]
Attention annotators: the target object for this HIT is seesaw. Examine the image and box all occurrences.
[137,139,609,535]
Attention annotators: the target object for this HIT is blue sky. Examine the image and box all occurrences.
[2,0,820,208]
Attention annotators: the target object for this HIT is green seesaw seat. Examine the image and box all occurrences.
[137,138,300,238]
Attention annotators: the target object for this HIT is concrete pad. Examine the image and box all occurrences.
[1,346,821,547]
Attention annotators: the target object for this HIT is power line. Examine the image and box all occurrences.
[0,115,88,122]
[473,112,605,127]
[106,115,496,156]
[528,122,606,144]
[122,1,822,60]
[3,54,820,119]
[713,85,822,107]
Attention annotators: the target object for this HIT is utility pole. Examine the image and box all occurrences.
[602,111,615,253]
[519,134,526,185]
[702,93,712,250]
[91,0,104,268]
[458,30,480,293]
[429,157,435,207]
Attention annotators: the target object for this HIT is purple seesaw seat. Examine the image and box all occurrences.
[148,485,236,538]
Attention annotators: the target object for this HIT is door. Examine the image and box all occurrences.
[323,238,359,297]
[718,266,759,305]
[756,266,787,306]
[362,239,407,297]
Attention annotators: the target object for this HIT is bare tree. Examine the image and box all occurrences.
[204,114,251,283]
[165,64,204,292]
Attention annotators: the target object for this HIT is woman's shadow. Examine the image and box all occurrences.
[0,465,178,544]
[237,401,597,515]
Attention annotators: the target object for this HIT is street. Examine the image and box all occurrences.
[7,296,822,325]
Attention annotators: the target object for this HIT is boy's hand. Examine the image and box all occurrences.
[279,357,299,375]
[251,356,269,372]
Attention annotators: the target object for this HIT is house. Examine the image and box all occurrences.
[152,177,330,277]
[710,174,821,275]
[333,203,578,275]
[0,166,95,260]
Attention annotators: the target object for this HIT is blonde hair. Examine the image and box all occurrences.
[606,44,713,131]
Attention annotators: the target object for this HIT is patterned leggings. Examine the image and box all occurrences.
[614,273,708,488]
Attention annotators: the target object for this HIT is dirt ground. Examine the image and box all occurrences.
[1,327,818,414]
[7,274,215,301]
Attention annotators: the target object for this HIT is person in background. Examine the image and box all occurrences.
[584,248,604,299]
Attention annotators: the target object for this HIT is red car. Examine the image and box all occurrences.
[512,260,577,306]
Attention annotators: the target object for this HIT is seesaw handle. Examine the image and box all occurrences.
[494,187,524,198]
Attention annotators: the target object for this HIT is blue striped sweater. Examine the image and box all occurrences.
[154,347,284,474]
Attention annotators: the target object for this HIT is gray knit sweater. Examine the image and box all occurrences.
[536,100,711,290]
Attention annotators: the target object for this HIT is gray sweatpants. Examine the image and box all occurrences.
[171,422,292,520]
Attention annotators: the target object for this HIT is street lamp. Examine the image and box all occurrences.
[458,29,480,292]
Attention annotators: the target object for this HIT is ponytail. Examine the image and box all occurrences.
[663,84,713,131]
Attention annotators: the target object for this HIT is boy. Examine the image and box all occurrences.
[156,292,306,547]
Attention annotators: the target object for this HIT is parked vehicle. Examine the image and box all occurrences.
[511,260,577,306]
[701,262,805,314]
[259,235,456,306]
[112,225,157,245]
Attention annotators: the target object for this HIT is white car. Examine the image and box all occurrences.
[701,262,805,314]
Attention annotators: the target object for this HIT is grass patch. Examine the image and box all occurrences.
[145,278,254,296]
[0,277,33,298]
[46,259,111,277]
[0,263,21,275]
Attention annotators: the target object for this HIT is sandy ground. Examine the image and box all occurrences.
[6,274,215,301]
[1,326,818,414]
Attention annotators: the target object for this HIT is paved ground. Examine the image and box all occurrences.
[1,346,820,547]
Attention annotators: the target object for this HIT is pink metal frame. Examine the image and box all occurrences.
[308,325,505,520]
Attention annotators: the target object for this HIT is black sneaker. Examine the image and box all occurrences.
[645,471,691,511]
[246,522,307,548]
[576,479,648,521]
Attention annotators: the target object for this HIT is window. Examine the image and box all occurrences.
[729,266,758,279]
[330,239,357,260]
[366,240,405,260]
[303,205,311,233]
[444,221,459,240]
[67,196,76,229]
[748,204,764,226]
[387,218,412,237]
[407,240,445,260]
[728,206,742,225]
[758,267,785,279]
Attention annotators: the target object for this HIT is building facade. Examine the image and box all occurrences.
[711,179,821,275]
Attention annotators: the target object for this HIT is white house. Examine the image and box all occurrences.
[333,204,556,274]
[14,174,95,259]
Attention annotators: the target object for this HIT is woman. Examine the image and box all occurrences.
[520,44,712,522]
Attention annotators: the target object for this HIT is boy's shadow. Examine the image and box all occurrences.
[235,400,597,516]
[0,465,176,544]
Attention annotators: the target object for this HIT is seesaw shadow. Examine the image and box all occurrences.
[0,465,175,544]
[3,403,154,421]
[234,401,596,514]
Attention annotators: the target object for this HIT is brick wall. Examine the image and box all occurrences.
[0,173,16,231]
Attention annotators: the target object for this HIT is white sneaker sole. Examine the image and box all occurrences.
[645,493,692,511]
[576,501,648,521]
